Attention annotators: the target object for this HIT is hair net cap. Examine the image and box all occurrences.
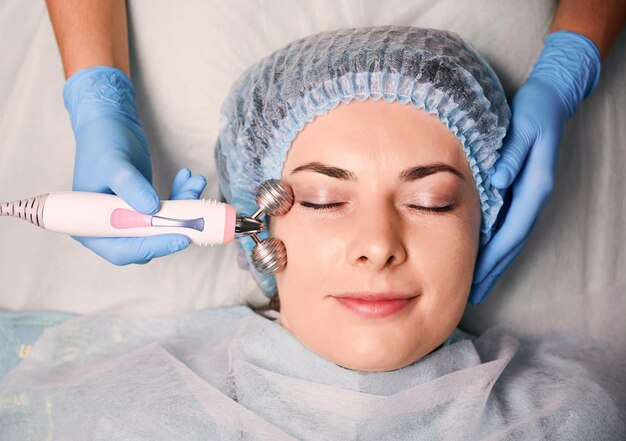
[215,26,511,297]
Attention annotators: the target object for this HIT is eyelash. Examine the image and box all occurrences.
[299,201,345,211]
[406,204,455,213]
[299,201,455,213]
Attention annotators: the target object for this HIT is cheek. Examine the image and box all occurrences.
[408,205,480,325]
[271,214,344,295]
[415,214,478,276]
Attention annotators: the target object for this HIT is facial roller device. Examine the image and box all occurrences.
[0,191,266,246]
[0,180,295,273]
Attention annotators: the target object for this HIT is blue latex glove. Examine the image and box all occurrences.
[64,66,207,265]
[468,31,601,304]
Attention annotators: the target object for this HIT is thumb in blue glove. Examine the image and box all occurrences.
[468,31,601,304]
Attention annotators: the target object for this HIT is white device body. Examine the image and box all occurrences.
[42,192,233,247]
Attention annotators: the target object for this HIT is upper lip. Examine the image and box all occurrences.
[332,292,418,301]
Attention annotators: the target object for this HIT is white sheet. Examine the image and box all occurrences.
[1,306,624,439]
[0,0,625,357]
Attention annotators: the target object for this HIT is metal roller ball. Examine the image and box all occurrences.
[251,237,288,274]
[255,180,294,217]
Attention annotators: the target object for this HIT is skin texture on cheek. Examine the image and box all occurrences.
[272,100,481,372]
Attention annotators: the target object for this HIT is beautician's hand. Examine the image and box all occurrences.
[66,66,207,265]
[468,31,601,304]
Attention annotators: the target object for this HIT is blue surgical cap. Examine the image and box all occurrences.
[215,26,511,297]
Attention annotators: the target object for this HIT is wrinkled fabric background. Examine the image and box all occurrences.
[0,1,625,359]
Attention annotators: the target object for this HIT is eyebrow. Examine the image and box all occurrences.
[399,163,465,182]
[290,161,464,182]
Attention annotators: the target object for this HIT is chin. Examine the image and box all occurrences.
[328,335,425,372]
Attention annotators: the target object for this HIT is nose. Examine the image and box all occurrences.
[346,203,407,271]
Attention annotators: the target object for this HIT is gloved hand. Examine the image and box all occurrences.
[469,31,601,304]
[64,66,206,265]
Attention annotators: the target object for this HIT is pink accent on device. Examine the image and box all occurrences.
[110,208,152,229]
[223,204,236,244]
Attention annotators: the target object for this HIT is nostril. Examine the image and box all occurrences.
[356,254,398,266]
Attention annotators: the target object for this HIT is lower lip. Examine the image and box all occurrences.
[334,297,417,318]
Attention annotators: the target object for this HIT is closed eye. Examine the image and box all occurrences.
[406,204,455,213]
[299,201,345,210]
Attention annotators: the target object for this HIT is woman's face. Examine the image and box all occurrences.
[271,100,481,372]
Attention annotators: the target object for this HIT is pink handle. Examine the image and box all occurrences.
[110,208,152,229]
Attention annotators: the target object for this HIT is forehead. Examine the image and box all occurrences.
[283,100,467,176]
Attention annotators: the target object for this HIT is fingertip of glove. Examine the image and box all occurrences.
[146,197,160,215]
[137,190,160,214]
[179,168,192,179]
[189,175,207,189]
[490,168,510,189]
[172,237,190,252]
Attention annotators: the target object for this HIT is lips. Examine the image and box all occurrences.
[332,293,418,318]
